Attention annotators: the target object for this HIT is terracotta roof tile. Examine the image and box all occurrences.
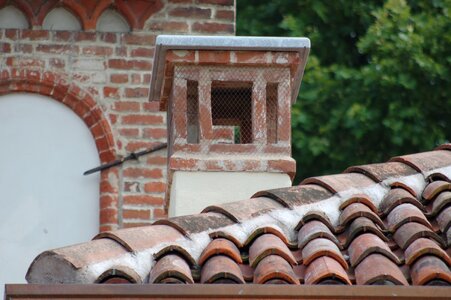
[344,162,418,182]
[200,255,245,284]
[386,203,431,232]
[436,206,451,233]
[94,225,184,252]
[348,233,400,267]
[198,238,242,266]
[253,255,298,284]
[404,238,450,266]
[339,194,378,213]
[390,150,451,173]
[355,254,409,285]
[149,254,194,284]
[26,145,451,288]
[339,202,385,229]
[253,184,333,208]
[154,212,235,236]
[410,255,451,285]
[422,180,451,201]
[304,256,351,285]
[393,222,443,250]
[379,188,423,216]
[203,197,284,223]
[296,210,334,232]
[300,173,376,194]
[345,217,389,248]
[301,238,347,269]
[297,220,341,249]
[431,191,451,216]
[249,234,296,267]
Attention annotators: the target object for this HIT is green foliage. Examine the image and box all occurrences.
[237,0,451,182]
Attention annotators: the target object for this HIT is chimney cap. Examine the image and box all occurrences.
[149,35,310,104]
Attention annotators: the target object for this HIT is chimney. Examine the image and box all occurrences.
[149,35,310,216]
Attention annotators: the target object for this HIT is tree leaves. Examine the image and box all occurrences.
[237,0,450,182]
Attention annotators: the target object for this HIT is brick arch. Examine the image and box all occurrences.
[0,69,120,232]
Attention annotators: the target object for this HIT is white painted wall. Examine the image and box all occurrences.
[42,8,82,31]
[96,9,130,32]
[0,5,29,29]
[169,171,291,216]
[0,93,100,294]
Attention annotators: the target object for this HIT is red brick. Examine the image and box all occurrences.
[143,74,151,84]
[82,46,113,56]
[103,86,120,98]
[110,74,128,83]
[130,47,154,57]
[125,87,149,98]
[148,21,189,32]
[143,128,167,139]
[169,158,199,170]
[49,58,65,68]
[196,0,233,5]
[101,32,117,43]
[169,7,211,18]
[100,208,118,224]
[125,141,154,152]
[198,50,230,64]
[113,101,140,112]
[100,180,118,194]
[0,43,11,53]
[5,29,18,40]
[169,0,193,3]
[144,182,166,193]
[147,156,167,165]
[122,34,156,45]
[118,128,140,137]
[153,208,167,219]
[100,194,118,209]
[53,31,73,42]
[192,22,234,33]
[123,209,151,220]
[36,44,78,54]
[108,59,152,70]
[123,168,163,179]
[143,101,160,112]
[21,30,49,40]
[124,195,164,205]
[75,32,97,41]
[123,222,151,228]
[235,51,269,64]
[122,114,164,125]
[216,9,234,20]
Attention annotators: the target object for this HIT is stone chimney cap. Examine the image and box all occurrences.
[149,35,311,104]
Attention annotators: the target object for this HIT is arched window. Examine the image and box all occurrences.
[0,93,100,292]
[0,5,29,29]
[43,7,81,31]
[96,8,130,32]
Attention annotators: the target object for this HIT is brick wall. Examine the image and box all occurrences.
[0,0,235,231]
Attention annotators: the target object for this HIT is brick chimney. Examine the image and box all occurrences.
[149,35,310,216]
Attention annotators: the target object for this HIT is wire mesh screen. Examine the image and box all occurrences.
[169,66,288,157]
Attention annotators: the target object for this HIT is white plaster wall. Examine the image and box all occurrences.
[0,6,29,29]
[0,93,100,293]
[96,9,130,32]
[42,8,82,31]
[169,171,291,216]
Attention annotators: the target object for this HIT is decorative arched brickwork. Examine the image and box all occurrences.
[0,0,163,30]
[0,68,119,231]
